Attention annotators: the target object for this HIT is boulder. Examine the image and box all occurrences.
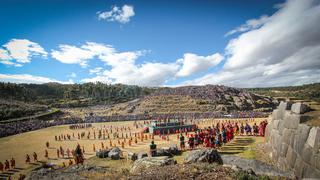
[184,148,223,164]
[168,144,181,155]
[156,148,173,157]
[96,149,110,158]
[291,103,309,114]
[128,152,138,161]
[108,147,121,160]
[137,152,148,159]
[130,156,176,173]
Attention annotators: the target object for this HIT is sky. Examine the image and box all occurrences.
[0,0,320,87]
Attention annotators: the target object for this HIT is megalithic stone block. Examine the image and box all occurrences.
[291,102,309,114]
[285,147,297,169]
[283,111,309,129]
[293,124,311,154]
[306,127,320,150]
[278,101,293,113]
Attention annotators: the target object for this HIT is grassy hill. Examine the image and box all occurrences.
[101,85,276,115]
[246,83,320,102]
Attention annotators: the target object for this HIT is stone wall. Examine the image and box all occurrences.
[265,102,320,179]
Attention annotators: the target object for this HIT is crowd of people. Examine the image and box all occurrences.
[86,111,268,123]
[0,116,83,138]
[0,110,268,138]
[0,118,268,179]
[178,120,268,150]
[69,123,92,129]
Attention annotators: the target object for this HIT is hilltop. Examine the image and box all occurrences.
[101,85,276,116]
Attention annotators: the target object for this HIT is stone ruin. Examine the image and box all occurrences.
[265,101,320,179]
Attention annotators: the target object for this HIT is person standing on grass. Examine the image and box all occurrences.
[10,158,15,169]
[33,152,38,162]
[179,134,185,150]
[150,141,157,157]
[0,162,4,172]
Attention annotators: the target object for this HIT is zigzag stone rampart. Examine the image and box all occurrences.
[265,102,320,179]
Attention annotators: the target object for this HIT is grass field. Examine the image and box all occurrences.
[0,118,267,179]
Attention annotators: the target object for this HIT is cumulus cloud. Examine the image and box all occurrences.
[51,42,143,68]
[89,67,103,75]
[97,5,135,24]
[184,0,320,87]
[50,41,179,86]
[0,39,47,66]
[225,15,270,36]
[0,74,72,84]
[176,53,224,77]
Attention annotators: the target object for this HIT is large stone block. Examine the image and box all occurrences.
[272,109,283,120]
[285,147,297,169]
[278,120,285,135]
[302,165,320,179]
[301,144,313,163]
[282,128,295,146]
[273,134,282,157]
[277,156,287,171]
[272,120,280,130]
[291,102,309,114]
[278,101,293,113]
[306,127,320,149]
[265,125,271,140]
[283,111,309,129]
[316,154,320,170]
[294,155,305,179]
[310,153,319,168]
[293,124,311,154]
[280,143,289,157]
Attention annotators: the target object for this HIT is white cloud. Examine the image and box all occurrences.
[183,0,320,87]
[89,67,103,75]
[51,42,143,68]
[69,72,77,78]
[176,53,224,77]
[51,44,97,67]
[52,42,177,86]
[225,15,270,36]
[0,39,47,66]
[97,5,135,24]
[0,74,72,84]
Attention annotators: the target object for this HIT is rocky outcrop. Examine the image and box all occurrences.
[184,149,223,164]
[27,165,107,180]
[265,101,320,179]
[130,156,177,173]
[221,155,294,178]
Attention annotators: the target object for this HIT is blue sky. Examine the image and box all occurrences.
[1,0,319,87]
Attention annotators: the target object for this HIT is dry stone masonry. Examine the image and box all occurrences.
[265,102,320,179]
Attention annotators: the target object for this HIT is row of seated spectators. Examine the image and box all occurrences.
[0,117,82,138]
[85,111,267,122]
